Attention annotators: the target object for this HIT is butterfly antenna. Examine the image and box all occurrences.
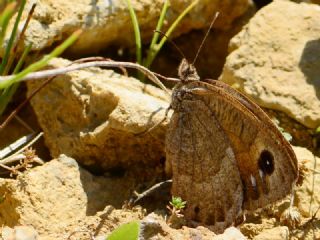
[192,12,220,65]
[153,30,186,60]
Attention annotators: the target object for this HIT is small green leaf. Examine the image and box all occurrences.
[316,126,320,134]
[272,119,293,142]
[106,221,139,240]
[282,132,293,142]
[170,196,187,210]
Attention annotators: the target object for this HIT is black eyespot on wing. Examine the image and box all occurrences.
[258,150,274,175]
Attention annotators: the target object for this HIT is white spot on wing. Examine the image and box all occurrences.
[259,169,264,180]
[250,174,257,188]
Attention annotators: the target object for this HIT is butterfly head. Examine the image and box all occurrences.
[178,58,200,82]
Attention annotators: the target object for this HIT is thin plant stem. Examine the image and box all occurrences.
[124,0,141,65]
[139,0,169,82]
[0,132,34,159]
[144,0,170,67]
[159,0,198,49]
[10,131,43,158]
[0,60,168,92]
[13,43,32,74]
[0,29,82,89]
[0,2,16,47]
[0,43,32,115]
[14,114,34,132]
[3,3,36,75]
[0,3,36,115]
[0,75,55,130]
[0,59,169,130]
[145,0,198,69]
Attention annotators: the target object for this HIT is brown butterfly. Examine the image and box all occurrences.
[165,58,299,233]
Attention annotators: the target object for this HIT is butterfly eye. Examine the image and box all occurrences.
[258,150,275,175]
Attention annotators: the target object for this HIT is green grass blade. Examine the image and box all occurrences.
[146,0,198,68]
[0,29,82,89]
[0,81,18,114]
[149,0,169,51]
[106,221,139,240]
[3,3,36,76]
[0,2,16,47]
[0,0,26,75]
[159,0,198,49]
[0,43,32,115]
[12,42,32,74]
[143,0,169,69]
[125,0,141,65]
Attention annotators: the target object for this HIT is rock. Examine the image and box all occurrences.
[0,155,146,239]
[0,104,50,161]
[1,226,38,240]
[253,226,289,240]
[220,0,320,129]
[140,213,217,240]
[2,0,254,56]
[26,58,169,171]
[293,146,320,218]
[140,213,168,239]
[0,147,318,239]
[294,0,320,4]
[140,213,247,239]
[213,227,247,240]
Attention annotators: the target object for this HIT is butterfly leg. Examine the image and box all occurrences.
[134,105,172,136]
[128,179,172,205]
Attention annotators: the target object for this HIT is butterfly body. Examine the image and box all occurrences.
[165,59,298,233]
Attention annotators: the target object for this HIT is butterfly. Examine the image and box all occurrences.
[165,58,299,233]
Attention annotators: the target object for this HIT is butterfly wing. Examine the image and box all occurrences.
[166,84,244,233]
[185,80,298,210]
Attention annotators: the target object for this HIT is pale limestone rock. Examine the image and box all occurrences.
[220,0,320,128]
[140,213,217,240]
[0,155,145,240]
[0,148,318,239]
[213,227,247,240]
[292,0,320,4]
[293,146,320,218]
[140,213,247,239]
[27,58,170,171]
[4,0,254,56]
[1,226,38,240]
[253,226,289,240]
